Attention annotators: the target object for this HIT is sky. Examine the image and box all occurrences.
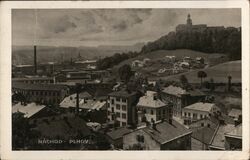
[12,9,241,47]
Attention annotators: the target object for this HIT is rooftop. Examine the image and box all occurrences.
[12,82,68,91]
[184,102,216,112]
[137,91,167,108]
[12,77,54,81]
[60,94,106,110]
[109,89,137,98]
[12,102,46,118]
[106,127,133,140]
[142,120,192,144]
[191,126,217,145]
[162,85,188,97]
[228,108,242,118]
[225,124,242,139]
[210,124,236,149]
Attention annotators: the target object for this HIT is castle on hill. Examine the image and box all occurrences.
[176,14,225,33]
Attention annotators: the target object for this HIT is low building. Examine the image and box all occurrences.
[137,91,169,124]
[224,124,242,150]
[106,127,133,149]
[12,82,69,105]
[182,102,220,124]
[12,77,54,84]
[12,102,46,119]
[107,90,138,127]
[123,120,192,150]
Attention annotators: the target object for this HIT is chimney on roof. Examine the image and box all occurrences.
[34,45,37,74]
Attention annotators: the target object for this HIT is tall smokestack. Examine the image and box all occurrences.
[75,83,81,115]
[34,45,37,74]
[228,75,232,91]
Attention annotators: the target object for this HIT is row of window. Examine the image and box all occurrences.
[143,109,166,115]
[116,112,127,119]
[116,104,127,111]
[29,91,60,96]
[183,112,207,119]
[111,97,127,104]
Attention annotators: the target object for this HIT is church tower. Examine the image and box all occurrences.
[186,14,192,26]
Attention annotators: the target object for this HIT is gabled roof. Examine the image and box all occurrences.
[137,91,167,108]
[142,120,192,144]
[12,102,46,118]
[191,126,217,145]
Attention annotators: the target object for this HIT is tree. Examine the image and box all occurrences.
[197,71,207,88]
[118,64,133,83]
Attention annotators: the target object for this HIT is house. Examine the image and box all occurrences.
[224,124,242,150]
[12,82,69,105]
[12,77,54,84]
[182,102,220,124]
[12,102,46,119]
[209,123,240,150]
[137,91,169,124]
[196,57,205,64]
[123,120,192,150]
[106,127,133,149]
[107,90,138,127]
[131,60,144,68]
[228,108,242,120]
[189,117,220,150]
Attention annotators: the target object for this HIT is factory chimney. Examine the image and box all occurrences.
[34,45,37,74]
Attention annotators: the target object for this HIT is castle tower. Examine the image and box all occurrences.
[186,14,192,26]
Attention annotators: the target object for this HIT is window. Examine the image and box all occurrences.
[111,107,114,112]
[158,110,161,115]
[163,109,166,115]
[122,105,126,111]
[200,114,203,119]
[122,98,127,103]
[111,99,114,105]
[151,110,154,115]
[122,113,126,119]
[116,97,120,102]
[188,113,191,117]
[107,111,110,115]
[136,135,144,143]
[184,112,187,117]
[193,113,197,119]
[116,112,120,118]
[201,123,204,127]
[116,104,121,110]
[122,122,126,126]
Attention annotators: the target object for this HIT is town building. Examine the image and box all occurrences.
[137,91,169,124]
[123,120,192,150]
[106,127,133,149]
[228,108,242,120]
[12,77,54,84]
[182,102,220,124]
[12,82,69,105]
[224,124,242,150]
[107,90,138,127]
[161,85,206,117]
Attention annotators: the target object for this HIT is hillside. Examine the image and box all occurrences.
[112,49,228,72]
[12,43,144,65]
[157,60,241,83]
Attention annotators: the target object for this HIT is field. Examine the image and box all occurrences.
[157,60,241,84]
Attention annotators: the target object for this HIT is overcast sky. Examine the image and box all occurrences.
[12,9,241,47]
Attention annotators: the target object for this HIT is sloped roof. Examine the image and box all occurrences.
[142,120,192,144]
[137,92,167,108]
[184,102,216,112]
[107,127,133,140]
[191,127,217,145]
[162,85,188,97]
[12,102,46,118]
[109,90,137,98]
[225,124,242,139]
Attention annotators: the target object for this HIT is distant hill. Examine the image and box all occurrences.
[12,43,144,65]
[157,60,241,83]
[140,27,241,60]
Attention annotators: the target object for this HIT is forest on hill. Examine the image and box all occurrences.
[140,27,241,60]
